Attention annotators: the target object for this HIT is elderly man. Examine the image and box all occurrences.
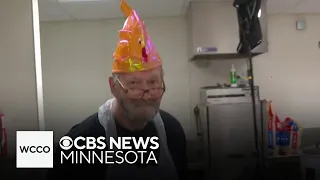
[46,0,187,180]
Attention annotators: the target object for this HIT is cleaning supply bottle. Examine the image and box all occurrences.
[230,64,237,87]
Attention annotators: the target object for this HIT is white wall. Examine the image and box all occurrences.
[254,15,320,128]
[40,14,320,141]
[0,0,39,155]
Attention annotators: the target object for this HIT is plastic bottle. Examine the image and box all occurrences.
[230,64,237,87]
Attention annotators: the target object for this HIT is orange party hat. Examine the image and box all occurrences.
[112,0,162,73]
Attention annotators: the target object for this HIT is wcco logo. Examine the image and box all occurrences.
[16,131,54,168]
[19,145,51,154]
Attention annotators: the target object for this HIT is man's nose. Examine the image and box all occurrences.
[140,83,151,100]
[141,90,151,100]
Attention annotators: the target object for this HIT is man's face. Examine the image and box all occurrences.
[109,66,164,124]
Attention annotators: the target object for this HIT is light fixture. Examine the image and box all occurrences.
[258,8,261,18]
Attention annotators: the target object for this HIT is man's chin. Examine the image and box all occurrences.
[132,107,157,121]
[135,106,156,112]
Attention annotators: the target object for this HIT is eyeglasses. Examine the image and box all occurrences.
[116,78,165,99]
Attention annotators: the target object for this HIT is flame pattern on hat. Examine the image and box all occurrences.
[112,0,162,73]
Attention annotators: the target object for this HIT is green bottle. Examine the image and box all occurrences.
[230,64,237,86]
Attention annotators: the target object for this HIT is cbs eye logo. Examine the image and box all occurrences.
[59,136,73,150]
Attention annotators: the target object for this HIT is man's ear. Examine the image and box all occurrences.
[109,76,116,97]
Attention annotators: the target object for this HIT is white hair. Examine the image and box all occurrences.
[112,67,164,84]
[112,74,120,83]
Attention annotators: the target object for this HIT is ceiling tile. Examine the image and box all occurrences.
[60,1,121,20]
[39,0,320,21]
[39,0,73,21]
[289,0,320,13]
[129,0,184,17]
[57,0,185,20]
[267,0,301,14]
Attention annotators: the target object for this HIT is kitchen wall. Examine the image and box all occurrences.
[253,14,320,130]
[0,0,39,156]
[40,14,320,143]
[255,15,320,146]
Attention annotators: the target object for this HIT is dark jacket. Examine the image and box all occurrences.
[46,110,188,180]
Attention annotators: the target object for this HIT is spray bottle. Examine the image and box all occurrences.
[230,64,237,87]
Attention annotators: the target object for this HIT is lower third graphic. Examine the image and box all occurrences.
[16,131,54,168]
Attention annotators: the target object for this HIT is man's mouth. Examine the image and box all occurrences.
[134,104,154,108]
